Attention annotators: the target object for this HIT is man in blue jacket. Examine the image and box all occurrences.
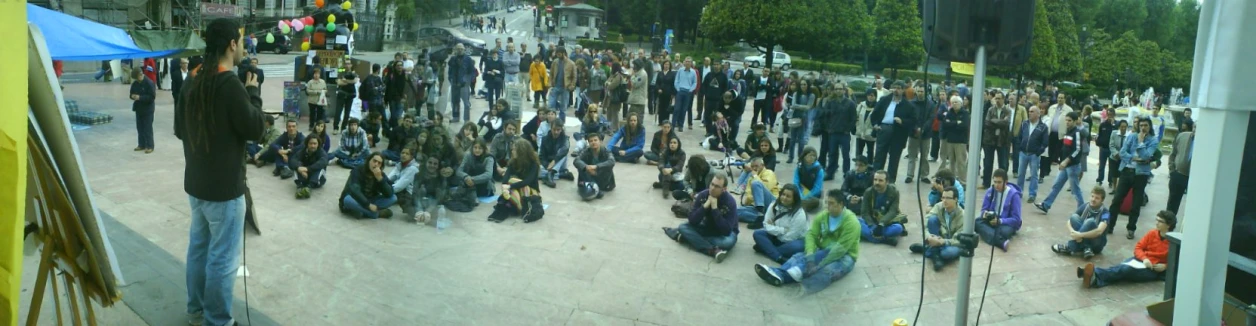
[447,44,477,123]
[663,174,739,263]
[1015,106,1050,202]
[977,169,1022,251]
[672,57,698,132]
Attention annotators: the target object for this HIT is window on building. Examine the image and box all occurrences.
[577,16,588,27]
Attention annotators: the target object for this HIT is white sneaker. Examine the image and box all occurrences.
[785,266,803,281]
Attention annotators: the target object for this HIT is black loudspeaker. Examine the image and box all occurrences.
[922,0,1036,65]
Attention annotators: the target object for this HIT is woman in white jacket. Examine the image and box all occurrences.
[751,183,810,264]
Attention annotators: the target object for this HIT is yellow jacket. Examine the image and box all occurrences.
[742,169,780,206]
[530,62,548,92]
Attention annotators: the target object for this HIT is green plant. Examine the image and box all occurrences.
[848,80,870,93]
[791,59,863,76]
[578,39,626,53]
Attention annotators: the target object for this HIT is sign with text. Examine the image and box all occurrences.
[201,3,243,18]
[316,50,345,68]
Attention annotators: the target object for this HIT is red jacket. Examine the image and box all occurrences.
[1134,230,1170,265]
[143,58,158,83]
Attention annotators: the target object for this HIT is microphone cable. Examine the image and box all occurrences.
[910,51,933,326]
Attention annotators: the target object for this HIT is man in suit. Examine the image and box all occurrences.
[171,58,189,110]
[701,61,729,137]
[870,81,917,183]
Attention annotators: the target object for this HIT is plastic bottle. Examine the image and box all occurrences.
[436,205,450,233]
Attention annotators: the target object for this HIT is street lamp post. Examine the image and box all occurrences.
[1080,26,1088,81]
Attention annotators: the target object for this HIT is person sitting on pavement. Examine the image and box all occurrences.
[535,109,559,150]
[706,111,737,152]
[742,133,778,171]
[654,137,687,199]
[574,133,616,200]
[734,157,780,224]
[927,168,965,208]
[842,156,874,204]
[790,146,824,207]
[644,120,678,165]
[453,122,481,154]
[490,119,522,182]
[910,187,965,271]
[1052,186,1111,259]
[262,119,304,178]
[754,189,861,295]
[662,174,738,263]
[291,135,329,199]
[307,120,333,155]
[338,153,397,219]
[751,184,808,264]
[331,118,371,169]
[411,155,452,224]
[1077,211,1175,288]
[607,114,647,163]
[738,123,771,161]
[450,139,496,213]
[382,115,421,163]
[362,112,384,148]
[480,99,517,142]
[539,118,572,188]
[521,107,550,149]
[673,155,717,201]
[247,115,280,166]
[572,103,611,156]
[859,170,908,246]
[387,145,421,216]
[423,128,461,171]
[976,169,1023,252]
[488,139,544,223]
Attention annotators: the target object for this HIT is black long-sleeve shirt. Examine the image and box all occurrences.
[175,71,266,201]
[130,79,156,112]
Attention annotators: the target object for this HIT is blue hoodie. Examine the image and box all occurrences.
[980,182,1023,230]
[795,161,826,199]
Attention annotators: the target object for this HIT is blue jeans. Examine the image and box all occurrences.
[549,87,570,121]
[185,195,245,326]
[788,127,807,161]
[1067,214,1108,253]
[387,99,404,130]
[1092,257,1163,288]
[246,143,263,158]
[770,249,856,295]
[925,216,962,263]
[752,230,804,262]
[539,156,569,182]
[334,150,365,169]
[975,221,1016,247]
[451,84,471,121]
[1016,151,1042,198]
[381,149,401,162]
[672,92,694,129]
[341,194,398,219]
[294,167,327,188]
[822,132,851,175]
[676,222,737,253]
[858,217,904,244]
[136,109,155,149]
[1041,164,1083,210]
[736,178,776,208]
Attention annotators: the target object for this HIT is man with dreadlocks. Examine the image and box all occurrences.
[173,18,265,326]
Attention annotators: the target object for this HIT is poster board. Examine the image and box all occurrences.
[283,81,302,116]
[505,83,525,118]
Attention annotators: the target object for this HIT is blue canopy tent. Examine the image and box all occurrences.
[27,4,182,61]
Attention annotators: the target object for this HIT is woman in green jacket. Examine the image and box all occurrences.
[754,189,861,295]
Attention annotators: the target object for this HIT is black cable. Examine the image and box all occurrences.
[974,236,997,325]
[243,218,254,326]
[911,49,932,326]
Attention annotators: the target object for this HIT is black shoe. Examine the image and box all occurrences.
[652,182,662,189]
[1126,229,1136,240]
[1083,248,1096,259]
[377,209,393,219]
[543,178,556,188]
[882,237,899,247]
[933,258,946,272]
[488,208,509,223]
[747,222,764,230]
[273,168,282,176]
[754,264,783,287]
[559,173,575,181]
[1034,202,1049,214]
[905,177,913,184]
[909,243,926,254]
[920,177,931,184]
[662,227,681,242]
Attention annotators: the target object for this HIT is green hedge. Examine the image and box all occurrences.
[878,68,1014,88]
[791,59,863,76]
[577,39,626,53]
[849,80,870,93]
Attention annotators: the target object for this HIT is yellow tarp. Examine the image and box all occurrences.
[951,62,975,75]
[1,3,30,325]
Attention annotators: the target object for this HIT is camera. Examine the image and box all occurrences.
[982,210,998,223]
[238,60,262,84]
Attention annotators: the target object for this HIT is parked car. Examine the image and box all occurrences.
[254,32,290,54]
[744,51,791,69]
[417,27,487,58]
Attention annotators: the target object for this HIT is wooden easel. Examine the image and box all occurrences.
[24,134,116,326]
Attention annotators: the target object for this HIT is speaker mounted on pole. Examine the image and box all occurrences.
[922,0,1036,65]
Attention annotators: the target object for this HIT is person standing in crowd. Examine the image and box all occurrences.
[871,81,915,183]
[672,57,698,132]
[938,95,969,181]
[130,68,157,153]
[448,44,477,123]
[305,68,327,130]
[1109,118,1159,239]
[1034,112,1088,214]
[548,48,577,122]
[628,59,650,126]
[855,89,878,160]
[383,60,409,131]
[976,169,1022,252]
[903,85,933,184]
[819,86,857,180]
[1006,93,1027,175]
[173,19,265,326]
[982,92,1013,188]
[1166,125,1194,214]
[529,56,549,108]
[1107,120,1130,191]
[482,50,505,106]
[332,59,358,134]
[503,43,521,85]
[1016,106,1049,203]
[170,59,188,118]
[656,61,677,126]
[1043,94,1073,181]
[1095,106,1118,186]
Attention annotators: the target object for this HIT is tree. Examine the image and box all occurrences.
[1142,0,1178,47]
[872,0,924,79]
[700,0,850,68]
[815,0,874,61]
[1064,0,1102,31]
[1168,0,1201,59]
[1045,0,1081,82]
[1017,0,1058,84]
[1095,0,1148,39]
[1087,31,1165,91]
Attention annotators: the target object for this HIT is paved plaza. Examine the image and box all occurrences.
[23,54,1171,326]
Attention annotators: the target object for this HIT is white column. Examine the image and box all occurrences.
[1173,0,1256,324]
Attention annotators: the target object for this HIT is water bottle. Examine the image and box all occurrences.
[436,205,450,233]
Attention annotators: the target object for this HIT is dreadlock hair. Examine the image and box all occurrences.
[184,18,242,152]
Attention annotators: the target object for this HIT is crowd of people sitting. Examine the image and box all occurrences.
[246,41,1188,295]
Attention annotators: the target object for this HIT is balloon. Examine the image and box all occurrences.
[327,23,336,32]
[280,24,290,34]
[305,17,314,25]
[341,1,352,10]
[305,24,313,33]
[278,20,288,29]
[301,41,310,51]
[315,0,324,8]
[352,22,359,31]
[265,33,275,44]
[328,14,336,24]
[292,20,305,32]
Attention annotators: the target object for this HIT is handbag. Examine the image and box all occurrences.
[772,96,784,113]
[671,200,692,218]
[316,92,328,106]
[522,195,544,223]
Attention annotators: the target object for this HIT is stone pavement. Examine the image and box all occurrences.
[32,74,1174,325]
